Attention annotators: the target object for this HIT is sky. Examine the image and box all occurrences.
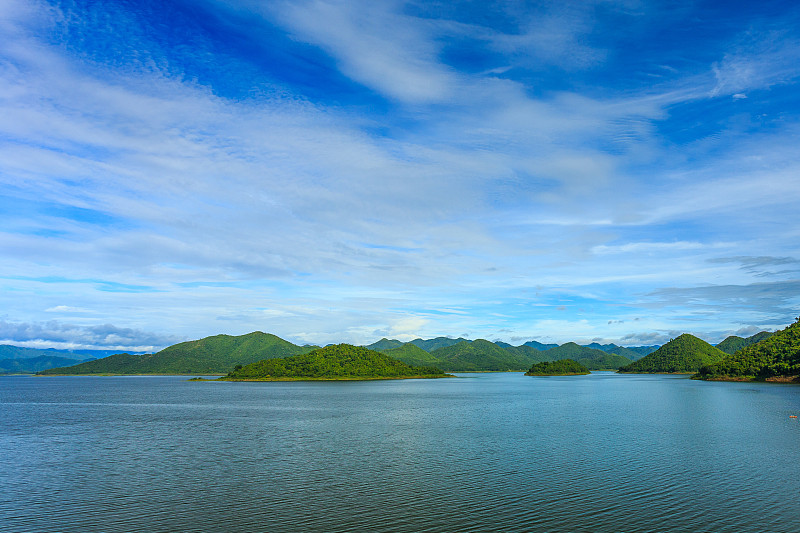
[2,0,800,351]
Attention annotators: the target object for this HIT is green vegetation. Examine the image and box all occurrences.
[696,319,800,381]
[365,338,405,351]
[38,352,150,375]
[27,332,667,376]
[540,342,597,359]
[522,340,559,351]
[503,344,556,364]
[222,344,450,380]
[38,332,317,375]
[362,337,657,372]
[540,342,631,370]
[716,331,774,354]
[624,345,660,358]
[585,342,646,361]
[525,359,590,376]
[575,352,632,370]
[618,334,727,374]
[409,337,469,352]
[381,343,443,367]
[430,339,535,371]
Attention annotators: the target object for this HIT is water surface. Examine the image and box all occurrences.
[2,372,799,532]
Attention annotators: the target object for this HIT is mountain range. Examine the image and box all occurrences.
[34,333,661,375]
[0,345,133,360]
[26,327,785,376]
[38,332,318,375]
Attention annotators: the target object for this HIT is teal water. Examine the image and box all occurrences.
[1,372,799,532]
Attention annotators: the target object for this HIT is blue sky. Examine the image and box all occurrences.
[2,0,800,351]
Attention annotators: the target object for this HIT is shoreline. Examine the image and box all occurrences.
[216,374,456,382]
[35,373,226,377]
[525,372,590,376]
[695,374,800,384]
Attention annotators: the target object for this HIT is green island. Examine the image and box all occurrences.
[30,321,797,382]
[31,330,652,376]
[695,318,800,382]
[220,344,453,381]
[424,339,536,372]
[535,342,632,370]
[617,334,727,374]
[525,359,590,376]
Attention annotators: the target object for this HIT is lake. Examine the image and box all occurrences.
[1,372,799,532]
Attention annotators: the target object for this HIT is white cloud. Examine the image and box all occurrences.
[592,241,708,255]
[0,0,799,347]
[710,33,800,97]
[487,3,608,70]
[263,0,458,103]
[45,305,92,313]
[0,319,185,351]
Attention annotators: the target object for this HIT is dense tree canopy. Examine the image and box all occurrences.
[715,331,774,354]
[525,359,590,376]
[223,344,449,380]
[618,334,727,374]
[430,339,535,371]
[540,343,632,370]
[696,318,800,381]
[38,332,317,375]
[380,343,443,367]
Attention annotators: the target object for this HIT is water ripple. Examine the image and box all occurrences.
[2,374,800,532]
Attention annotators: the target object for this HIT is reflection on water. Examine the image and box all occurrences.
[2,373,799,532]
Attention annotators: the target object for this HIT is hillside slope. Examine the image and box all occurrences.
[380,343,443,367]
[618,334,726,374]
[716,331,774,354]
[697,319,800,381]
[430,339,536,371]
[409,337,470,352]
[526,359,590,376]
[222,344,449,380]
[39,332,316,375]
[365,338,405,351]
[542,343,631,370]
[584,343,645,361]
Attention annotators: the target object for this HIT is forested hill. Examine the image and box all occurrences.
[222,344,450,380]
[696,318,800,382]
[522,340,559,351]
[429,339,535,371]
[366,338,405,351]
[525,359,590,376]
[618,334,727,374]
[369,338,648,371]
[28,329,738,376]
[38,332,316,375]
[381,343,442,368]
[408,337,470,352]
[541,343,631,370]
[584,342,647,361]
[716,331,774,354]
[624,345,661,358]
